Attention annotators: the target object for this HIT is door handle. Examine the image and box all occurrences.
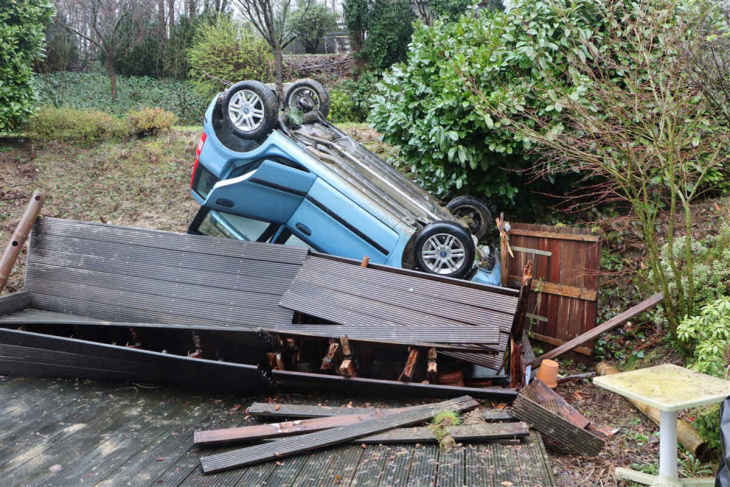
[295,223,312,236]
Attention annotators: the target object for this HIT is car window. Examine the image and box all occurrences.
[283,233,315,250]
[199,210,273,241]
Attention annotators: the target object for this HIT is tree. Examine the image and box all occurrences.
[456,0,730,331]
[343,0,367,52]
[187,17,273,97]
[288,1,338,54]
[58,0,151,101]
[235,0,314,100]
[0,0,54,130]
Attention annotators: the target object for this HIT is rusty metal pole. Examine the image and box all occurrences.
[0,191,45,295]
[596,362,708,460]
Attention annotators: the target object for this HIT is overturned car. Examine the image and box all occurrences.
[189,79,500,284]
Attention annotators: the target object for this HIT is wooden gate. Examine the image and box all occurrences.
[502,223,601,361]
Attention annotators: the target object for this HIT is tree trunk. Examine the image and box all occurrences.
[167,0,175,32]
[158,0,167,37]
[274,45,284,104]
[107,63,117,102]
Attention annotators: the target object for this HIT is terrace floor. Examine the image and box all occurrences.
[0,375,557,487]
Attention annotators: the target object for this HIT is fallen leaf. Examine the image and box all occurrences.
[276,461,283,466]
[49,465,63,475]
[275,405,281,411]
[501,482,513,486]
[230,404,241,412]
[156,457,164,462]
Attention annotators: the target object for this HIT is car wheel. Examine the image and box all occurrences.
[284,79,331,118]
[223,80,279,140]
[414,221,475,279]
[446,195,493,241]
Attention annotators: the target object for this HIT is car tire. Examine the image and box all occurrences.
[284,79,331,118]
[446,195,494,242]
[223,80,279,140]
[414,221,475,279]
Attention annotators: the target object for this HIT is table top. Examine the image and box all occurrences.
[593,364,730,411]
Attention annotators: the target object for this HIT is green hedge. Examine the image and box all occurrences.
[33,71,208,125]
[0,0,54,131]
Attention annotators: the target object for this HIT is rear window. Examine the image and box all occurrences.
[192,165,218,200]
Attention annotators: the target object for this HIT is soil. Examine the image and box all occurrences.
[0,126,722,486]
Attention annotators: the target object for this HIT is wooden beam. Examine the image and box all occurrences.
[510,261,533,389]
[0,190,45,294]
[360,256,370,267]
[508,277,597,301]
[497,213,509,287]
[426,347,437,383]
[337,336,356,378]
[530,293,664,367]
[263,422,531,445]
[530,333,593,357]
[321,340,341,371]
[195,410,399,445]
[246,403,389,419]
[508,228,600,242]
[398,347,419,382]
[200,396,480,473]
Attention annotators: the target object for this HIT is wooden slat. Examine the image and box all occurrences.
[0,293,31,316]
[344,422,529,444]
[199,396,479,473]
[508,277,597,301]
[246,403,391,419]
[508,228,600,242]
[530,293,664,367]
[529,333,592,357]
[512,380,604,457]
[194,410,401,445]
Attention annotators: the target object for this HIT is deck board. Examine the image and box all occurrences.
[0,376,557,487]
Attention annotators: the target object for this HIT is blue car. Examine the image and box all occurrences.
[188,79,501,284]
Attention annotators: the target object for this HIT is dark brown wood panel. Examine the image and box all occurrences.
[506,223,600,361]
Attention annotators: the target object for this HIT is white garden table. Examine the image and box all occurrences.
[593,364,730,487]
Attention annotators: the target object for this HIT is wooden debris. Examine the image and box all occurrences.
[530,293,664,367]
[321,340,341,371]
[262,422,531,445]
[510,260,533,389]
[398,348,419,382]
[200,396,479,473]
[426,347,437,383]
[247,402,390,419]
[338,336,356,378]
[483,408,516,423]
[512,379,606,456]
[195,410,398,445]
[267,352,284,370]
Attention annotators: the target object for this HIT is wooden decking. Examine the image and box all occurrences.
[0,375,557,486]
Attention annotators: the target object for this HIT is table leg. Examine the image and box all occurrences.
[659,409,679,483]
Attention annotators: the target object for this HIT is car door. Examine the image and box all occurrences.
[202,159,317,224]
[287,179,399,264]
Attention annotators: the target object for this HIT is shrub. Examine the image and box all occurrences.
[187,17,273,98]
[32,72,207,124]
[28,107,127,143]
[329,73,377,123]
[0,0,54,131]
[364,0,416,70]
[126,108,178,137]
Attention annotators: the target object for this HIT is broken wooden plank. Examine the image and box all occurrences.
[195,410,398,446]
[512,379,604,456]
[200,396,479,473]
[508,228,600,242]
[508,277,597,301]
[246,403,380,419]
[530,293,664,367]
[321,340,341,370]
[510,260,533,389]
[398,348,419,382]
[426,347,437,383]
[263,422,531,445]
[483,408,516,422]
[338,336,356,378]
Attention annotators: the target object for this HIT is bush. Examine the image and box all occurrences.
[0,0,54,131]
[126,108,178,137]
[28,107,127,143]
[32,72,207,124]
[187,17,273,98]
[363,0,416,70]
[329,73,378,123]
